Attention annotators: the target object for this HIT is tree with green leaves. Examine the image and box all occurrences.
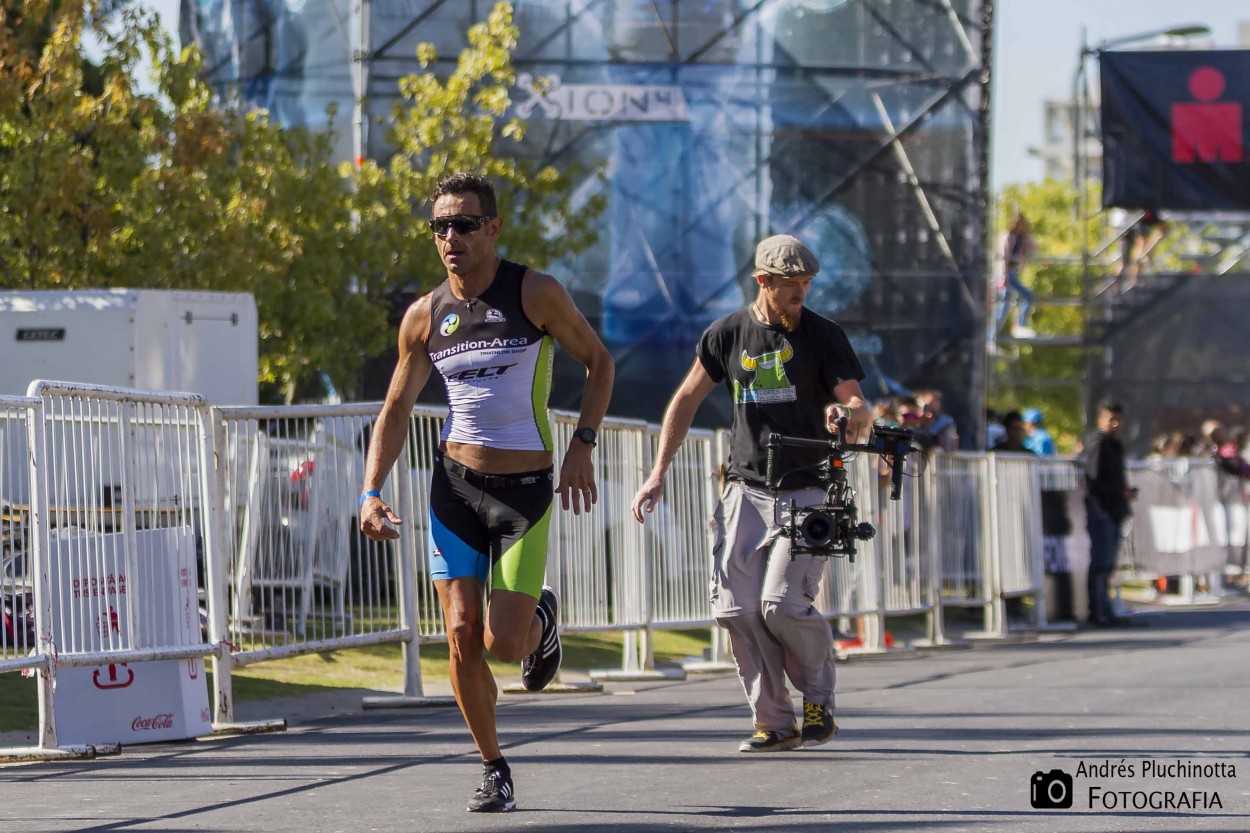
[1,1,383,400]
[2,1,600,403]
[348,1,604,309]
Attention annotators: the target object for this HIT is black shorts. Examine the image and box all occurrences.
[426,455,554,598]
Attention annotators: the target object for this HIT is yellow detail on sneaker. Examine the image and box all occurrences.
[739,726,801,752]
[801,699,838,747]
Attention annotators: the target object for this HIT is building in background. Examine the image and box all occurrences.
[1030,98,1101,184]
[182,0,992,439]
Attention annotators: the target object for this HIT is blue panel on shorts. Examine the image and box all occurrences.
[428,512,489,583]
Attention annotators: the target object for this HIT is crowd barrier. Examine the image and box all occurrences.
[1,382,1237,756]
[1124,457,1247,603]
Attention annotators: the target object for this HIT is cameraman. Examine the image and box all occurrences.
[631,234,869,753]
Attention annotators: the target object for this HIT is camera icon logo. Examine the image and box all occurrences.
[1030,769,1074,809]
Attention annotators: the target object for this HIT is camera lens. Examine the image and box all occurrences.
[800,511,836,549]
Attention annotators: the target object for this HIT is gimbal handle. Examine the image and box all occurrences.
[765,421,910,499]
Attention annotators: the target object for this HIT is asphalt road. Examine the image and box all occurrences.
[4,604,1249,832]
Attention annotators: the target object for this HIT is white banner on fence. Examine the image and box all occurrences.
[50,527,210,746]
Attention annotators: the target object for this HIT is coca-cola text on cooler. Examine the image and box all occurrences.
[131,713,175,731]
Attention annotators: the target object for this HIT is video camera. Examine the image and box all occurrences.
[765,419,916,561]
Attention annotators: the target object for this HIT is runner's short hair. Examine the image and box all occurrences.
[431,172,498,217]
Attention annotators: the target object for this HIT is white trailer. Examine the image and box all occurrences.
[0,290,259,508]
[0,289,258,405]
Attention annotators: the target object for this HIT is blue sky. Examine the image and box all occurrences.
[993,0,1247,186]
[145,0,1246,188]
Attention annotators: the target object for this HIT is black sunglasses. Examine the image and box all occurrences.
[428,214,494,238]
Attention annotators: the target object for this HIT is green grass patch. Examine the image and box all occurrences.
[0,628,712,734]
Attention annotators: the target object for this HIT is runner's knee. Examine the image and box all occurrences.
[446,616,486,663]
[485,626,529,663]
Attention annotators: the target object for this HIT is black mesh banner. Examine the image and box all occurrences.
[1101,50,1250,211]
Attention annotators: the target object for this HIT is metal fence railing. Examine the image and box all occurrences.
[6,381,1238,758]
[1,396,40,677]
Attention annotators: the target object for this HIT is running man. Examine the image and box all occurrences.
[360,172,614,812]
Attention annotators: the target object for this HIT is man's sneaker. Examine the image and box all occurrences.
[521,587,561,691]
[801,700,838,747]
[466,765,516,813]
[738,725,801,753]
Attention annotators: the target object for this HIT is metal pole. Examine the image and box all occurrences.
[1071,29,1087,199]
[352,0,372,166]
[27,396,57,749]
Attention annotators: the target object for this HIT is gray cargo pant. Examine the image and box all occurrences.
[710,480,836,733]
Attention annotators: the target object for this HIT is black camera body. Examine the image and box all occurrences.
[784,499,877,559]
[766,421,916,562]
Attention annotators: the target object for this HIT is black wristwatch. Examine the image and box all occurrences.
[573,427,597,447]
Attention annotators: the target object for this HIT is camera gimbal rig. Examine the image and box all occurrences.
[765,417,915,562]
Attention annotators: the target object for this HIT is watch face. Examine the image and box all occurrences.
[576,428,596,444]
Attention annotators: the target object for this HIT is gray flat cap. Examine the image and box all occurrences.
[754,234,820,278]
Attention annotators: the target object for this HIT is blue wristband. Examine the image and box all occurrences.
[359,489,382,507]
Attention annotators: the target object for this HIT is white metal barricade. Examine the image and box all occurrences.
[989,453,1046,632]
[24,381,222,750]
[547,414,639,634]
[1125,458,1230,605]
[5,380,1097,749]
[647,427,717,630]
[214,403,437,711]
[933,453,992,603]
[929,452,997,637]
[1,396,40,677]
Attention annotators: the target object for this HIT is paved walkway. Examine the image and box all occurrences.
[5,604,1250,832]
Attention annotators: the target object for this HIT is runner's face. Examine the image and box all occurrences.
[431,193,500,276]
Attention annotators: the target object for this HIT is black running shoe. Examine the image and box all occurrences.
[738,725,801,753]
[801,699,838,747]
[521,587,561,692]
[467,766,516,813]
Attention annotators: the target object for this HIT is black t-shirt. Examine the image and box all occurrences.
[1085,431,1129,523]
[697,307,864,489]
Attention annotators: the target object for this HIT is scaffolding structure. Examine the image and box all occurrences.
[184,0,993,437]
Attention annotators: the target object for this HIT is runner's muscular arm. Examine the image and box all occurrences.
[360,295,434,540]
[522,270,615,515]
[631,359,717,523]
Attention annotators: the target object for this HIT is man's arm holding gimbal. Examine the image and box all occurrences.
[631,359,718,523]
[827,379,871,443]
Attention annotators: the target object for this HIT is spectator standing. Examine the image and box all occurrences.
[1084,401,1136,627]
[1021,408,1056,457]
[992,411,1031,453]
